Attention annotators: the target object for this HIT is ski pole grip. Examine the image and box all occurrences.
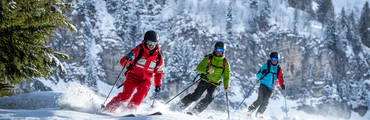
[192,74,200,82]
[117,83,124,89]
[196,73,209,83]
[258,72,269,81]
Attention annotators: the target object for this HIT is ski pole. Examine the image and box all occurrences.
[284,89,288,116]
[192,74,200,82]
[226,92,230,120]
[150,92,158,108]
[233,73,269,113]
[233,81,258,113]
[101,60,129,109]
[165,74,208,104]
[116,82,124,89]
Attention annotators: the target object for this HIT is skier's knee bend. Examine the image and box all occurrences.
[190,91,204,100]
[118,92,131,100]
[202,95,214,104]
[254,99,263,106]
[262,100,269,105]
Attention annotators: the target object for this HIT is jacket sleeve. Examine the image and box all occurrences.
[154,55,165,87]
[120,47,139,67]
[120,53,130,67]
[223,60,231,88]
[256,64,267,80]
[278,67,285,87]
[196,57,210,74]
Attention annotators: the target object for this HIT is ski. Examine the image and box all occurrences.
[185,112,193,115]
[122,111,162,117]
[148,111,162,116]
[123,114,136,117]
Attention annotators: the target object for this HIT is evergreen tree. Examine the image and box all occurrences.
[79,0,105,87]
[323,0,337,49]
[359,2,370,48]
[226,0,233,42]
[338,8,347,35]
[0,0,74,96]
[317,0,333,25]
[164,34,199,98]
[247,0,259,33]
[131,0,163,44]
[354,3,370,112]
[337,8,350,53]
[107,0,137,49]
[348,11,361,55]
[287,0,314,16]
[247,0,270,32]
[258,0,271,32]
[302,0,314,16]
[166,38,192,82]
[293,6,299,34]
[346,11,362,83]
[349,81,369,116]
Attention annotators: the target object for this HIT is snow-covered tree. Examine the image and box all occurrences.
[165,37,196,82]
[293,6,299,34]
[317,0,333,25]
[347,11,361,55]
[287,0,314,16]
[247,0,259,33]
[0,0,74,96]
[67,0,106,87]
[322,0,337,50]
[338,8,348,36]
[226,0,233,42]
[258,0,271,32]
[359,2,370,48]
[105,0,138,50]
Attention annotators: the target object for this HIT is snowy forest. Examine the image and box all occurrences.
[1,0,370,119]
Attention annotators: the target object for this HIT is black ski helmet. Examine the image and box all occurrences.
[214,41,226,50]
[144,30,159,42]
[270,52,279,59]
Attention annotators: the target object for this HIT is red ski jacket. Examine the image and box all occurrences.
[120,40,164,87]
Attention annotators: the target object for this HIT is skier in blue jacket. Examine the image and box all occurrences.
[247,52,286,118]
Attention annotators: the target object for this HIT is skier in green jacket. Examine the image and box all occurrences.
[179,41,231,115]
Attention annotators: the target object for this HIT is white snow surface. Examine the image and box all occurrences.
[1,82,370,120]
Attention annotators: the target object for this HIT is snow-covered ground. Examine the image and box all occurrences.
[1,82,369,120]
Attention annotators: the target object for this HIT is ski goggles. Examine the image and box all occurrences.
[270,57,278,61]
[146,41,157,46]
[214,48,224,53]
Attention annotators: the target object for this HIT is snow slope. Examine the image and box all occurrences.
[1,82,369,120]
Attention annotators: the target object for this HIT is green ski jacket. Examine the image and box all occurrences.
[196,54,231,88]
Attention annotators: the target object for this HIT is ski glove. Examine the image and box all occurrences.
[206,68,215,74]
[282,85,285,90]
[262,69,268,75]
[224,88,229,92]
[155,86,161,92]
[126,51,134,60]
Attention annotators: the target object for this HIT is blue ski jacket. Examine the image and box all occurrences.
[256,61,285,89]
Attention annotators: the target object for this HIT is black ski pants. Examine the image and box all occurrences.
[248,84,273,114]
[180,80,218,113]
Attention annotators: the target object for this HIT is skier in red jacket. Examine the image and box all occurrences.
[104,30,164,112]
